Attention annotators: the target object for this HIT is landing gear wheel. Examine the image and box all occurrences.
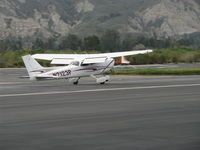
[73,81,79,85]
[71,77,80,85]
[100,82,105,85]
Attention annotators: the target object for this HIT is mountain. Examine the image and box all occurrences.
[0,0,200,41]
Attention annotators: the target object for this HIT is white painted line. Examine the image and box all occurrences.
[8,74,21,75]
[0,82,24,85]
[1,83,200,98]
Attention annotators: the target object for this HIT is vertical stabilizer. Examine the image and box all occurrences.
[121,56,130,64]
[22,55,44,80]
[115,56,130,64]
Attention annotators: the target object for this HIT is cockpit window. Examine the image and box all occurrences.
[70,61,80,66]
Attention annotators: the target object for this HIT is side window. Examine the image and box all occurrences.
[70,61,80,66]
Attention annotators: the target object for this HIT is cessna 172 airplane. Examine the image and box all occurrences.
[22,49,153,84]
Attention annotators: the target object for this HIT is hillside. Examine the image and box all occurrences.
[0,0,200,41]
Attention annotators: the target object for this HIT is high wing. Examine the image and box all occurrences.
[99,49,153,58]
[32,54,77,64]
[32,49,153,65]
[32,54,108,64]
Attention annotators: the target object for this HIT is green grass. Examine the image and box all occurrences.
[108,68,200,75]
[0,48,200,68]
[127,48,200,65]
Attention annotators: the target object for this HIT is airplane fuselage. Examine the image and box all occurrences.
[36,58,114,79]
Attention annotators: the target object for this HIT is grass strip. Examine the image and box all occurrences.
[108,68,200,75]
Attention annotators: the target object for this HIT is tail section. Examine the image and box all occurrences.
[22,55,44,80]
[115,56,130,64]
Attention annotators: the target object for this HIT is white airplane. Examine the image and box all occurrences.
[22,50,153,84]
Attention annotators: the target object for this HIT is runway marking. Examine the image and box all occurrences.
[0,82,24,85]
[1,83,200,98]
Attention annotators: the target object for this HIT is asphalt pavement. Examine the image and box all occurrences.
[0,68,200,150]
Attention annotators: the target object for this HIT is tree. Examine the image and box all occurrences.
[121,38,137,51]
[59,34,81,50]
[4,37,22,51]
[83,35,100,51]
[0,40,8,52]
[133,44,146,50]
[101,30,121,52]
[44,37,56,50]
[32,38,45,50]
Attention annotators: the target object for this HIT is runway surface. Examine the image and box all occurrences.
[0,68,200,150]
[115,63,200,70]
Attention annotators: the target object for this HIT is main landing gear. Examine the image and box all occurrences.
[69,78,80,85]
[73,81,79,85]
[69,76,110,85]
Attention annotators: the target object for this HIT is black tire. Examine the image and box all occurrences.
[100,82,105,84]
[73,81,78,85]
[73,78,80,85]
